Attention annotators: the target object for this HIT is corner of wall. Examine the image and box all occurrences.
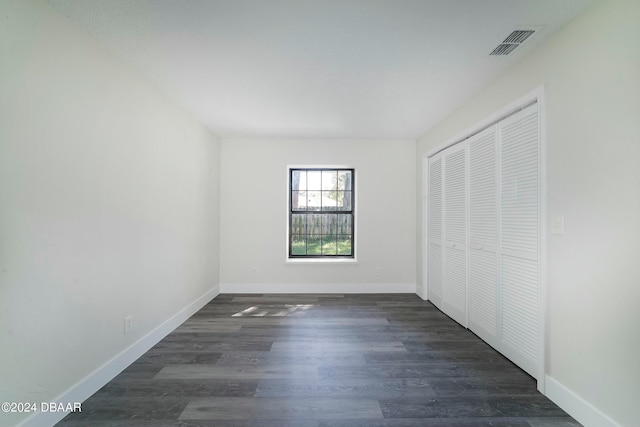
[16,286,219,427]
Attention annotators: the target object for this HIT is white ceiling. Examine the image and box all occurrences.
[49,0,593,139]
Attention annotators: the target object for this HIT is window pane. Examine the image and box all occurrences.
[291,214,307,235]
[291,191,306,210]
[291,236,307,255]
[308,214,323,238]
[337,214,352,235]
[337,235,352,255]
[307,171,321,190]
[307,236,322,255]
[292,170,305,191]
[335,191,353,211]
[322,214,337,235]
[339,191,353,211]
[307,191,321,210]
[321,192,337,211]
[322,235,337,255]
[322,170,338,191]
[338,170,352,191]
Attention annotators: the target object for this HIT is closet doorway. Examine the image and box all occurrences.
[424,95,545,390]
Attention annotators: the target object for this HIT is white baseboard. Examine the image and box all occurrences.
[416,284,428,300]
[545,375,621,427]
[17,285,220,427]
[220,282,416,294]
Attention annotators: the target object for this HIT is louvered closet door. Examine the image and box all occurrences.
[427,153,444,309]
[442,143,467,327]
[499,103,540,378]
[467,126,499,347]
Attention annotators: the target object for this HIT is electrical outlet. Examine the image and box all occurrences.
[375,267,381,276]
[124,316,133,334]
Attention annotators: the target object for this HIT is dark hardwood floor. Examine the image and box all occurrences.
[56,294,581,426]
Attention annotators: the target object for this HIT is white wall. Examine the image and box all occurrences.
[416,0,640,426]
[0,1,221,426]
[220,138,416,293]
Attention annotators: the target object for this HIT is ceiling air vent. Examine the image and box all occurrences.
[490,29,536,56]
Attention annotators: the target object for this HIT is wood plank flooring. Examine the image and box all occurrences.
[56,294,581,426]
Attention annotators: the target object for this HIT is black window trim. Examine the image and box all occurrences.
[288,167,355,259]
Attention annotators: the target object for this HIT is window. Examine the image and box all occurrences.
[289,168,354,258]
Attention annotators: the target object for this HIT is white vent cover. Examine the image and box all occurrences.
[490,30,536,56]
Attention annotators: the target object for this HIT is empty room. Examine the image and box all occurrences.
[1,0,638,426]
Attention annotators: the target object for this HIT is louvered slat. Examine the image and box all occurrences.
[501,108,539,257]
[468,127,498,341]
[469,250,497,336]
[469,127,498,249]
[428,243,443,306]
[443,144,467,327]
[444,247,466,326]
[429,158,443,241]
[501,255,538,374]
[444,149,466,245]
[428,155,444,308]
[498,103,540,378]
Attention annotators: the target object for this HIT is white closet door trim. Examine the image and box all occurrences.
[537,88,547,393]
[419,156,429,300]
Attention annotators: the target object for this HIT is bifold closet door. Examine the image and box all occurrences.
[426,102,541,380]
[498,103,541,378]
[467,126,499,346]
[442,143,467,327]
[427,153,444,309]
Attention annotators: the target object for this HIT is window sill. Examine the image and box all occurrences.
[285,258,358,265]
